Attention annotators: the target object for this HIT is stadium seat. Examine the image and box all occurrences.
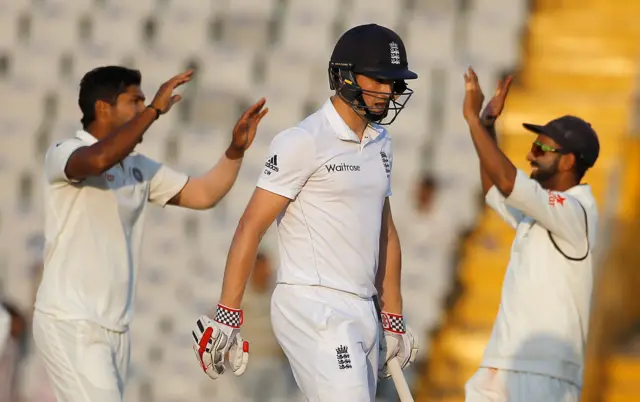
[464,16,522,69]
[0,8,23,49]
[219,9,273,50]
[8,47,64,90]
[90,8,147,54]
[344,0,404,31]
[277,14,335,62]
[103,0,156,16]
[406,12,458,68]
[152,12,212,59]
[196,45,256,95]
[28,4,84,51]
[70,45,131,84]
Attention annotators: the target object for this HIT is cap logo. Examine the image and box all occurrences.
[389,42,400,65]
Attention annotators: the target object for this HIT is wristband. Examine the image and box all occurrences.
[147,105,161,120]
[481,114,497,127]
[225,146,245,160]
[214,304,243,328]
[381,311,406,334]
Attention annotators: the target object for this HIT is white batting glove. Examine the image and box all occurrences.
[192,304,249,379]
[378,311,418,379]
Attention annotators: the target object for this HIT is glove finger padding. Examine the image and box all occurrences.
[192,315,232,380]
[397,327,417,370]
[407,329,418,367]
[226,333,250,376]
[379,333,400,379]
[378,327,418,378]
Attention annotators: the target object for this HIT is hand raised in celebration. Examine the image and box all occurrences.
[462,66,485,122]
[226,98,269,159]
[150,69,194,115]
[481,75,513,125]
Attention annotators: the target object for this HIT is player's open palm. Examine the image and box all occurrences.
[229,98,269,152]
[462,67,485,122]
[150,69,194,114]
[481,75,513,124]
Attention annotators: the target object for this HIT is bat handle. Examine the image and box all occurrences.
[388,357,414,402]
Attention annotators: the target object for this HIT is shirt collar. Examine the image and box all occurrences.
[565,183,592,196]
[322,98,385,143]
[75,130,98,145]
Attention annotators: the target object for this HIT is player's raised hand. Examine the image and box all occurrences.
[150,69,194,115]
[228,98,269,155]
[481,75,513,125]
[462,66,485,122]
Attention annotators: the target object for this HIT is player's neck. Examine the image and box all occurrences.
[542,175,578,192]
[331,96,367,140]
[84,123,110,141]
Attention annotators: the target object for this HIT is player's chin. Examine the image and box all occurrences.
[529,164,541,179]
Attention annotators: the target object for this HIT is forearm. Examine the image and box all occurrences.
[467,116,517,197]
[192,151,243,209]
[90,107,157,171]
[375,228,403,315]
[479,118,499,195]
[218,221,263,309]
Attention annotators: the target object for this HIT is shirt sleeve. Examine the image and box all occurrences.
[138,155,189,207]
[44,139,85,184]
[504,169,588,247]
[485,185,525,229]
[256,128,316,200]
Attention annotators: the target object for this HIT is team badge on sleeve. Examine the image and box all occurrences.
[132,167,144,183]
[380,151,391,178]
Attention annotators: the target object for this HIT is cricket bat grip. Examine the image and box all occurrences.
[388,357,414,402]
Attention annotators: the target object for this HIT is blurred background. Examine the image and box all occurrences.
[0,0,639,401]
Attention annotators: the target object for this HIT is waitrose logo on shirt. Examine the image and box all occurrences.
[325,163,361,173]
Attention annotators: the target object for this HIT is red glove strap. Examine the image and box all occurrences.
[381,311,406,334]
[214,304,244,328]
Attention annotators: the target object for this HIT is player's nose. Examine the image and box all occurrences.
[526,152,535,163]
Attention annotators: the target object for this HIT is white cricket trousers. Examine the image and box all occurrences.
[32,311,130,402]
[465,367,581,402]
[271,284,380,402]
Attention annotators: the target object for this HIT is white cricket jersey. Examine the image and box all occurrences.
[256,99,393,298]
[481,169,599,387]
[35,130,188,331]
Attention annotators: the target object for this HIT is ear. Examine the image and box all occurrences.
[95,99,112,122]
[560,152,576,172]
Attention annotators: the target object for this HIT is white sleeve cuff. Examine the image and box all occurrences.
[256,181,298,200]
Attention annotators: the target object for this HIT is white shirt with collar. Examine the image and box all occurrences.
[256,98,393,298]
[35,130,188,331]
[481,169,599,387]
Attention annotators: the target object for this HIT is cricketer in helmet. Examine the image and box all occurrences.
[328,24,418,125]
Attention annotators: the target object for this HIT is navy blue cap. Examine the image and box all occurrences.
[523,115,600,168]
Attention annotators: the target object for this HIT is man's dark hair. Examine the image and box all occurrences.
[574,159,589,183]
[78,66,142,129]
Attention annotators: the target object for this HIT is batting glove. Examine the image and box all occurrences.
[378,311,418,379]
[192,304,249,380]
